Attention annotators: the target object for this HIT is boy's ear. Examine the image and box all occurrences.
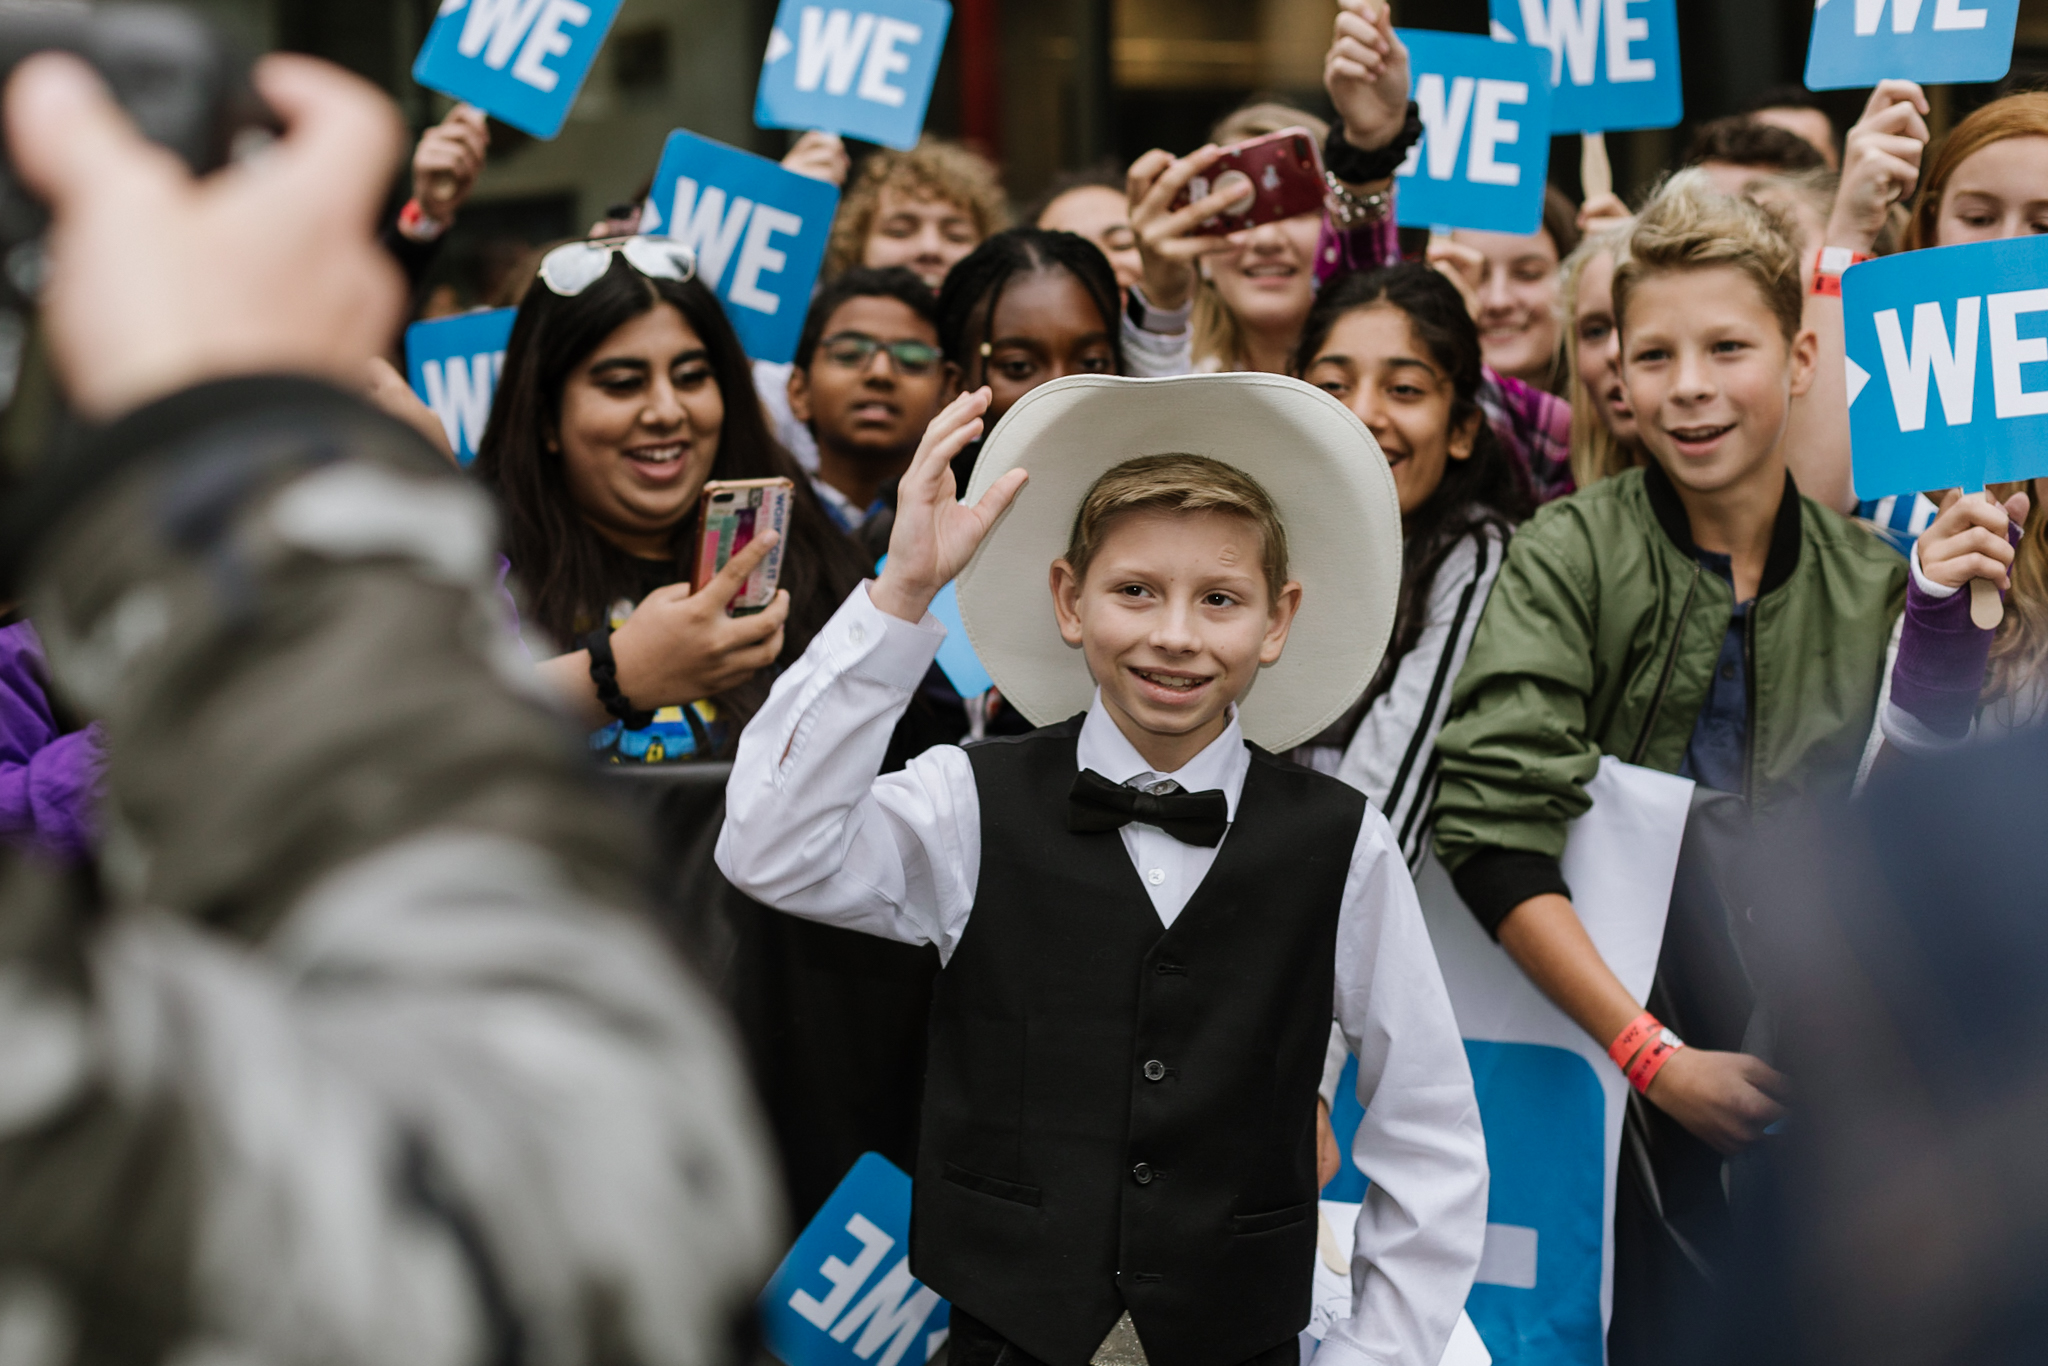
[787,365,813,425]
[941,360,962,405]
[1050,558,1087,647]
[1259,580,1304,668]
[1448,410,1482,462]
[1787,326,1820,400]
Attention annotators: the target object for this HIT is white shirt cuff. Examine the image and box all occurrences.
[1130,283,1194,335]
[825,581,945,689]
[1910,540,1961,599]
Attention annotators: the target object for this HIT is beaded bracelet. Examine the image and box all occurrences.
[584,627,655,730]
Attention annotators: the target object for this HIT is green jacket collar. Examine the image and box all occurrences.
[1641,458,1804,598]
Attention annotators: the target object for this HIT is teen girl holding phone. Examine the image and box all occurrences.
[473,236,868,762]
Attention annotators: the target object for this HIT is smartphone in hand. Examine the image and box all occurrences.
[694,477,793,616]
[1170,127,1328,236]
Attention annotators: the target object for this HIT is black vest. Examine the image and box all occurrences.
[912,718,1367,1366]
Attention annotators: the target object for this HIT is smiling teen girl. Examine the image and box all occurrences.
[1291,265,1532,861]
[474,239,868,761]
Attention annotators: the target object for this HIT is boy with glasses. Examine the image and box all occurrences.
[788,267,956,535]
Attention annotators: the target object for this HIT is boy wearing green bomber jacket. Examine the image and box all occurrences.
[1430,174,1904,1346]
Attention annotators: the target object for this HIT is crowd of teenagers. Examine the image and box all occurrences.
[8,0,2048,1363]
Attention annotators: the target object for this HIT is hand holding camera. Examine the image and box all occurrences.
[5,51,405,420]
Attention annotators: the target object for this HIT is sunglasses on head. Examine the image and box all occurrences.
[539,235,698,297]
[818,331,943,376]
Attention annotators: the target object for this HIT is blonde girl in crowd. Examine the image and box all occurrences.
[1560,224,1641,489]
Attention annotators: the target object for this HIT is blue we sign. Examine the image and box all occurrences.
[1843,235,2048,498]
[405,307,517,467]
[1395,29,1553,237]
[1489,0,1682,133]
[641,130,840,364]
[413,0,625,139]
[757,0,952,151]
[1805,0,2020,91]
[1324,1043,1604,1365]
[762,1153,950,1366]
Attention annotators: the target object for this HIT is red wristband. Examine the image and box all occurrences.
[1607,1011,1660,1070]
[397,198,449,243]
[1625,1028,1684,1094]
[1812,246,1869,297]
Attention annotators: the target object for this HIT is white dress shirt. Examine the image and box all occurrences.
[718,584,1488,1366]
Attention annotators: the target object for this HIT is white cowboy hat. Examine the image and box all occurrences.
[956,373,1403,753]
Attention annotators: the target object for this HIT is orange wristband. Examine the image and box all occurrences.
[1607,1012,1660,1070]
[1625,1028,1685,1094]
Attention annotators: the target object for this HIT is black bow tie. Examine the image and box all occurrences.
[1068,768,1230,847]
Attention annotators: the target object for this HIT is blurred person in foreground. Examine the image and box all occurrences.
[1705,724,2048,1366]
[0,47,778,1366]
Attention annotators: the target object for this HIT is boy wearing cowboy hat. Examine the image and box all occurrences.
[718,376,1487,1366]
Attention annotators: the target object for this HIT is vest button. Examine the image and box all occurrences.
[1132,1162,1154,1185]
[1143,1059,1166,1082]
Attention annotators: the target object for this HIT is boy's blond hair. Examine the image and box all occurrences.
[824,138,1011,280]
[1612,168,1804,346]
[1064,455,1290,601]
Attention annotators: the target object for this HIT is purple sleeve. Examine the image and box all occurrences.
[1889,528,2021,738]
[6,726,105,859]
[1313,204,1401,288]
[0,621,103,859]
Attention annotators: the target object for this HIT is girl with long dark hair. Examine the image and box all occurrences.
[474,239,869,760]
[1291,264,1533,863]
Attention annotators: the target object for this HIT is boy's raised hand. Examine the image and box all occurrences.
[871,388,1028,624]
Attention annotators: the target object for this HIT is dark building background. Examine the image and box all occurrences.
[224,0,2048,303]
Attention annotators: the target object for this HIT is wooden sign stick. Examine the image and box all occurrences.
[1973,488,2006,629]
[1581,132,1613,203]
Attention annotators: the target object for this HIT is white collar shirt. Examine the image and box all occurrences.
[1074,694,1247,928]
